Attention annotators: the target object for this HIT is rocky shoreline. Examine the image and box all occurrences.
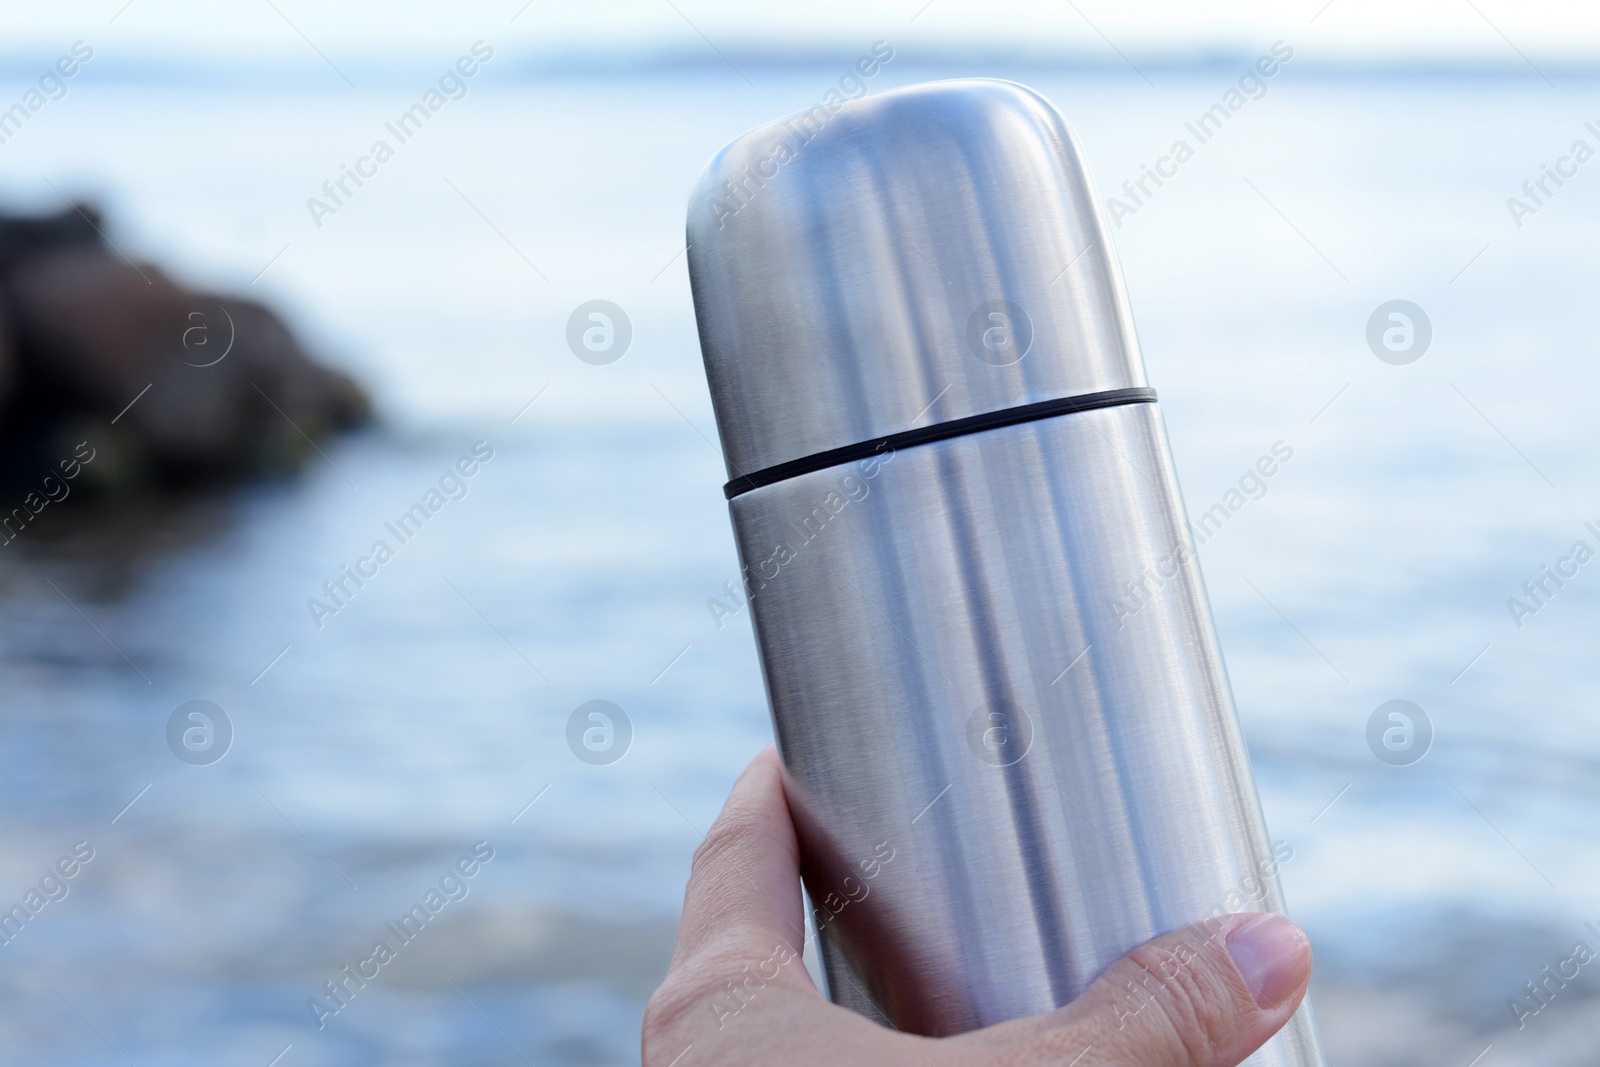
[0,204,368,498]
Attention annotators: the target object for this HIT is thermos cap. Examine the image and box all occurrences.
[687,78,1149,486]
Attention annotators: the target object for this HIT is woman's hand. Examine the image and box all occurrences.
[643,746,1312,1067]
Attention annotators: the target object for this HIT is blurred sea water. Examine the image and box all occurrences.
[0,52,1597,1066]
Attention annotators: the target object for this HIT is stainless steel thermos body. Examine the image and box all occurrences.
[687,80,1323,1062]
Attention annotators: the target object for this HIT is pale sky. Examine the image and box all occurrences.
[3,0,1600,63]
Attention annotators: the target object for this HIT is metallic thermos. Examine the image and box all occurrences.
[686,80,1323,1063]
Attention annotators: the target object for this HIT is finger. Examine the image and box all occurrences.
[670,745,809,972]
[975,912,1312,1067]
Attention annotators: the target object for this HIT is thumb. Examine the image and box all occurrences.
[666,745,809,971]
[978,912,1312,1067]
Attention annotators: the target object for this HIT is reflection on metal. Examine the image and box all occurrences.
[689,79,1324,1064]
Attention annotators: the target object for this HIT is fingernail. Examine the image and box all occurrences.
[1225,914,1310,1009]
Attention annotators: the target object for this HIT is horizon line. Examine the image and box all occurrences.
[0,43,1595,83]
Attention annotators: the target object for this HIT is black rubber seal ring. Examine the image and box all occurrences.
[723,386,1157,499]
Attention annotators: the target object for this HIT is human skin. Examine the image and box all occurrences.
[644,746,1312,1067]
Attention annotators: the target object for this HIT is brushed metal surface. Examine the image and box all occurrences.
[729,404,1320,1062]
[690,76,1322,1061]
[688,79,1146,481]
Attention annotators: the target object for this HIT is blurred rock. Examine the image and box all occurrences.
[0,294,12,413]
[0,202,102,270]
[0,203,368,491]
